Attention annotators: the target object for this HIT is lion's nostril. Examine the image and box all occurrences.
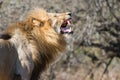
[67,12,71,16]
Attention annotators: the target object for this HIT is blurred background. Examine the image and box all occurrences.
[0,0,120,80]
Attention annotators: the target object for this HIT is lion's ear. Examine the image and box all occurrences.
[32,18,45,27]
[32,18,40,26]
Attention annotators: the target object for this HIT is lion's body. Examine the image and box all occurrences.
[0,8,72,80]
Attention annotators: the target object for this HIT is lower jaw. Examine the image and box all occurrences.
[60,31,73,34]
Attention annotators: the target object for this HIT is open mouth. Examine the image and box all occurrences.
[60,18,73,34]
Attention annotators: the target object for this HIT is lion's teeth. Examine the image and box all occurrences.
[67,21,71,25]
[70,27,72,31]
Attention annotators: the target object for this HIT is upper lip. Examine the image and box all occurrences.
[61,18,72,27]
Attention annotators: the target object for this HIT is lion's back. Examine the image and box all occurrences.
[0,39,18,80]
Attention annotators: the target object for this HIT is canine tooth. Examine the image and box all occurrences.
[70,27,71,30]
[67,21,71,25]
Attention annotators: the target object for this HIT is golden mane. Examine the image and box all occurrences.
[25,9,66,79]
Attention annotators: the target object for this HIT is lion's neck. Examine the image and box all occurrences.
[32,27,66,60]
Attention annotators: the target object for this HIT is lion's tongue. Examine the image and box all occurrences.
[61,27,72,33]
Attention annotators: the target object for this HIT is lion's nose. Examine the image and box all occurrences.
[67,12,71,16]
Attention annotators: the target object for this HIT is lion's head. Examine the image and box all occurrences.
[48,12,73,34]
[26,8,73,35]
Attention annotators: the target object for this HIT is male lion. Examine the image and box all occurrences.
[0,8,73,80]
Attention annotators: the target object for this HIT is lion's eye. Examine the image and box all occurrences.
[39,21,45,27]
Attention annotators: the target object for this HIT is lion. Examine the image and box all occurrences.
[0,8,73,80]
